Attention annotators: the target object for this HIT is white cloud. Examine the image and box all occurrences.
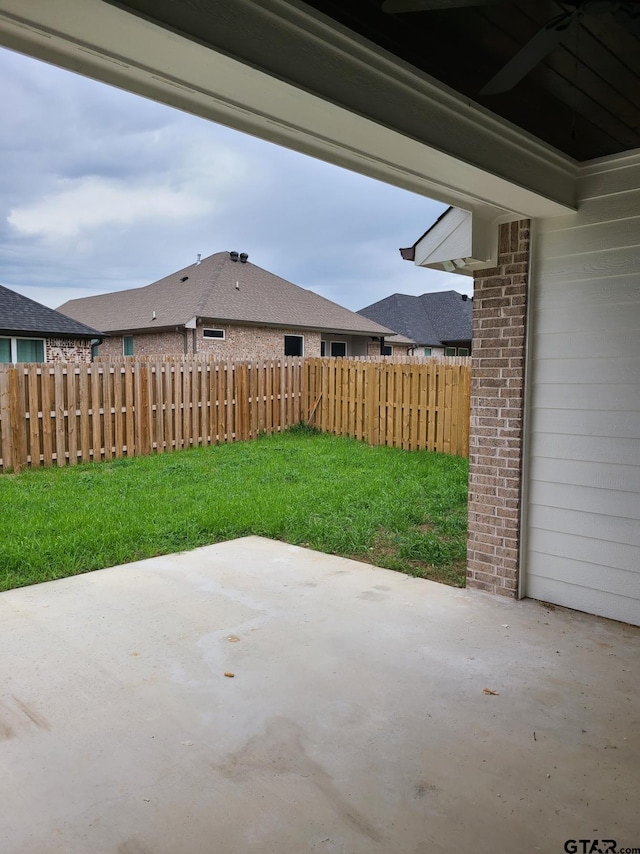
[8,175,215,238]
[0,47,467,312]
[4,283,109,309]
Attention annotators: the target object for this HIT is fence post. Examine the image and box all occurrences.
[9,366,23,473]
[0,368,13,472]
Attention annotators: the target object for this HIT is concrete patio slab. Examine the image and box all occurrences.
[1,536,639,854]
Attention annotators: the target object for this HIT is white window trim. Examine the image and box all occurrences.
[320,340,327,356]
[202,328,226,340]
[284,334,304,357]
[0,335,46,363]
[330,340,347,357]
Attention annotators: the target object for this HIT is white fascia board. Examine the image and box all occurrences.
[413,207,505,274]
[413,208,472,267]
[184,317,197,330]
[0,0,577,218]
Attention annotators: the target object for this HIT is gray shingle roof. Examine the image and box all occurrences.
[0,284,102,339]
[357,291,472,347]
[58,252,393,338]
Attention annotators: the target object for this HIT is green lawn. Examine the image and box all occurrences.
[0,426,469,592]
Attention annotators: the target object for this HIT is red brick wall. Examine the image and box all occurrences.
[45,338,92,363]
[467,219,530,596]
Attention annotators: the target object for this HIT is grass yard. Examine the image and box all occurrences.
[0,426,469,592]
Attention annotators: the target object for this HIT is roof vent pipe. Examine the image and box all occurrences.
[230,251,239,262]
[196,254,201,265]
[239,252,248,263]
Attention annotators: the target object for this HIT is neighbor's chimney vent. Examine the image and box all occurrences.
[462,294,468,301]
[230,251,239,262]
[239,252,248,263]
[196,253,201,265]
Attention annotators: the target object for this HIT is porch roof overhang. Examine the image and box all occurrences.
[0,0,579,250]
[399,207,490,277]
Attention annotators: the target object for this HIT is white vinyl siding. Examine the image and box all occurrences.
[525,155,640,625]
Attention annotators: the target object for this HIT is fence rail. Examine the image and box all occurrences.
[0,356,470,472]
[0,359,303,472]
[304,358,471,456]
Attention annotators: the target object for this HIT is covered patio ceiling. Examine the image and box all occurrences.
[302,0,640,162]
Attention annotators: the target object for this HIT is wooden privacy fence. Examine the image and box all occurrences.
[0,356,471,472]
[0,359,303,472]
[304,358,471,456]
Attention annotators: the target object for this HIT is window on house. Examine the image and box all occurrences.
[284,335,304,357]
[91,340,100,359]
[423,347,432,356]
[0,337,44,363]
[123,335,134,356]
[16,339,44,362]
[445,347,457,356]
[380,343,393,356]
[330,341,346,357]
[320,340,327,356]
[203,328,225,340]
[458,347,470,356]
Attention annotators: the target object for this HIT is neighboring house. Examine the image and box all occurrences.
[0,283,102,364]
[58,251,405,360]
[358,291,472,357]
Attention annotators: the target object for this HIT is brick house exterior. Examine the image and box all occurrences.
[96,323,412,360]
[59,251,400,361]
[466,220,529,597]
[1,284,101,364]
[44,338,93,363]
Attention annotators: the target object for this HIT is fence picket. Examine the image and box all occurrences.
[0,356,468,472]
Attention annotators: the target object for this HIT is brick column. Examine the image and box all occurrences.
[467,219,530,596]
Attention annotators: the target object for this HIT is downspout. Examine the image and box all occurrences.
[184,317,197,355]
[518,218,536,601]
[178,326,187,354]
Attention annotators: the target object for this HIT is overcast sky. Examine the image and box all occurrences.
[0,46,470,315]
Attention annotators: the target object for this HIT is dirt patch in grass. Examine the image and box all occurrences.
[351,528,466,588]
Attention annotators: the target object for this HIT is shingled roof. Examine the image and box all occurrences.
[357,291,472,347]
[58,252,393,338]
[0,284,102,339]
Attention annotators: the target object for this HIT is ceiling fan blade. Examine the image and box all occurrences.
[382,0,506,13]
[480,9,579,95]
[611,5,640,39]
